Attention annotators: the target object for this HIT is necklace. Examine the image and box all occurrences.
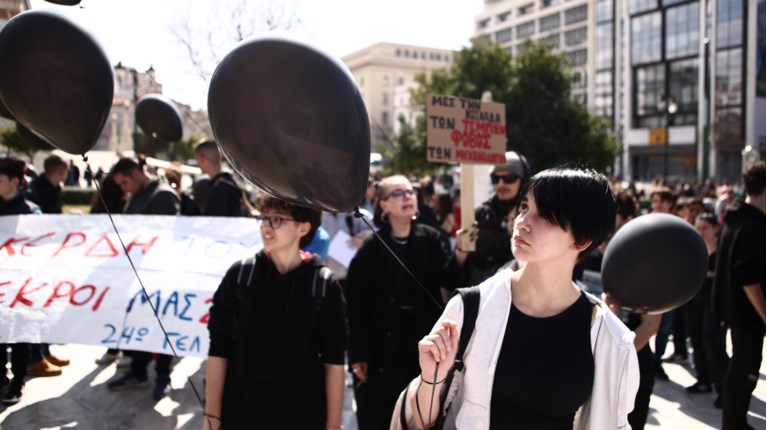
[391,235,408,245]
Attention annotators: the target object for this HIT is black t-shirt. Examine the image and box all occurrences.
[490,292,594,429]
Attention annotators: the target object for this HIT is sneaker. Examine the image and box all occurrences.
[27,359,62,377]
[152,374,171,400]
[116,355,133,368]
[1,383,23,406]
[46,354,70,367]
[685,382,713,393]
[95,352,122,365]
[107,373,149,391]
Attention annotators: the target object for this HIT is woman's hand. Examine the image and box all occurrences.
[350,361,368,383]
[418,320,459,382]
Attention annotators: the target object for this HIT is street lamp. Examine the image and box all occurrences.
[658,95,678,179]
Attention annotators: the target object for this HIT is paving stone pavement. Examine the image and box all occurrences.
[1,339,764,429]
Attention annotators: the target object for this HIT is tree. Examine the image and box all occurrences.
[171,0,299,85]
[396,39,617,175]
[381,115,440,178]
[0,125,41,161]
[506,41,618,171]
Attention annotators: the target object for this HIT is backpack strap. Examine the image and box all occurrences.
[453,286,481,372]
[312,266,333,310]
[235,254,259,299]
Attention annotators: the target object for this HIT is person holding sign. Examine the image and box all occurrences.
[347,175,459,430]
[397,167,639,429]
[455,151,530,287]
[204,194,347,430]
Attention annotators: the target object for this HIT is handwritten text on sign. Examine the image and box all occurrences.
[0,214,263,358]
[426,94,507,164]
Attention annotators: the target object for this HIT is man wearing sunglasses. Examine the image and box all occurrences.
[456,151,530,287]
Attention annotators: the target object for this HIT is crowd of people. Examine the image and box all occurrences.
[1,145,764,430]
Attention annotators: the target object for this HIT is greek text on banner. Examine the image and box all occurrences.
[0,214,263,358]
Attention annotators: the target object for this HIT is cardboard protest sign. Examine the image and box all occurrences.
[426,94,507,165]
[0,214,263,358]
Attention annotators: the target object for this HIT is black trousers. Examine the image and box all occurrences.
[0,343,29,385]
[685,299,729,391]
[129,351,173,378]
[722,326,764,430]
[628,358,656,430]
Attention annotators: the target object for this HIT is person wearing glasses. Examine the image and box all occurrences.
[204,194,347,430]
[456,151,531,287]
[346,175,459,430]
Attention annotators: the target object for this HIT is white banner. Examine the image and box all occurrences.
[0,214,263,358]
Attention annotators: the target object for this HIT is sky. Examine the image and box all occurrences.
[27,0,485,111]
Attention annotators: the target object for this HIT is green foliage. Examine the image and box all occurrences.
[389,39,618,176]
[0,125,37,161]
[170,135,203,162]
[506,41,618,171]
[381,116,441,178]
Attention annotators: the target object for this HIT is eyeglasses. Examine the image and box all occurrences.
[383,189,416,200]
[491,173,520,184]
[254,214,296,229]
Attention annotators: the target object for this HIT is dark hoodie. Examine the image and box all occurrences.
[204,172,246,217]
[208,250,347,429]
[712,201,766,331]
[0,193,41,216]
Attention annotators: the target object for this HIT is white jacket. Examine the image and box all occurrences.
[391,268,639,430]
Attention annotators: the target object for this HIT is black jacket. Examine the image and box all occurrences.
[0,193,41,215]
[26,174,62,214]
[712,201,766,331]
[123,179,179,215]
[205,172,246,217]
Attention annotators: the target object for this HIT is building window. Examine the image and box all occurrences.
[714,107,743,147]
[382,75,389,87]
[565,27,588,46]
[716,0,744,49]
[596,0,613,22]
[517,21,536,38]
[475,34,493,45]
[715,48,743,107]
[595,23,613,69]
[396,49,401,57]
[398,76,405,86]
[631,12,662,64]
[540,33,560,49]
[382,111,389,125]
[477,18,491,30]
[595,70,614,118]
[497,11,511,23]
[382,93,389,105]
[628,0,657,15]
[539,13,561,31]
[518,3,535,16]
[564,5,588,25]
[496,28,513,44]
[566,49,588,66]
[404,50,410,58]
[666,2,699,59]
[668,58,699,124]
[634,63,665,125]
[445,55,451,62]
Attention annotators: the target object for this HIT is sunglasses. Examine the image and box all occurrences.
[491,173,520,184]
[383,189,416,200]
[254,214,296,229]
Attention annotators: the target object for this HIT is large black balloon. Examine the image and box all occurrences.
[135,94,183,142]
[208,34,370,213]
[602,213,708,314]
[0,99,14,120]
[44,0,81,5]
[16,122,56,151]
[0,11,113,155]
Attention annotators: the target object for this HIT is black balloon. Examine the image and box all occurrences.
[43,0,81,5]
[0,99,14,120]
[0,11,113,155]
[602,213,708,314]
[16,122,56,151]
[208,34,370,213]
[135,94,183,142]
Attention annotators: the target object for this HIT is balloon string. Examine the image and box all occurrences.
[82,156,207,413]
[353,208,444,311]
